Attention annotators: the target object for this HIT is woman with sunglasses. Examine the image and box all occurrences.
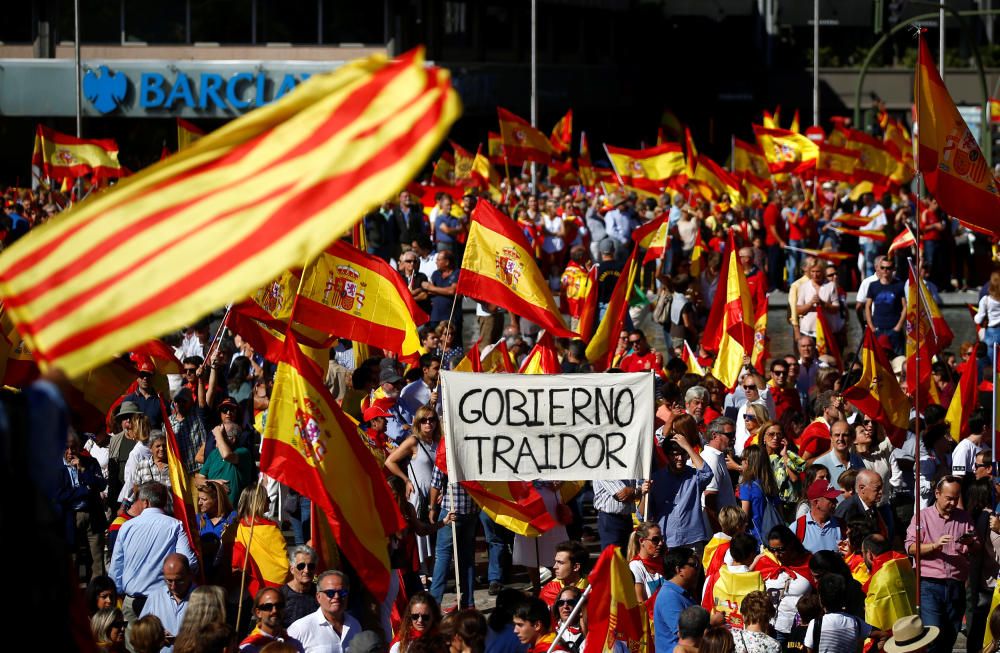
[196,480,238,584]
[626,521,665,603]
[551,586,584,648]
[384,405,443,583]
[752,525,814,646]
[391,592,442,653]
[760,420,806,515]
[91,606,127,652]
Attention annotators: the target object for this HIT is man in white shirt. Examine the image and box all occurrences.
[859,193,886,277]
[699,417,738,534]
[288,570,361,653]
[952,411,986,478]
[398,354,441,424]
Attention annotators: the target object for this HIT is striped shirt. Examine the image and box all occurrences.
[593,480,641,515]
[431,467,477,514]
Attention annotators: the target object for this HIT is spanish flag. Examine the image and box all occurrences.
[690,229,705,277]
[632,213,669,265]
[762,109,778,130]
[452,340,482,373]
[159,393,204,575]
[406,183,463,218]
[451,140,477,186]
[261,332,405,600]
[585,250,638,371]
[1,49,459,379]
[462,481,559,537]
[233,516,291,597]
[905,264,953,408]
[487,131,505,166]
[32,124,124,181]
[816,143,859,183]
[862,552,916,631]
[481,339,516,373]
[844,328,911,447]
[917,34,1000,232]
[733,138,771,185]
[751,295,769,372]
[832,225,887,241]
[549,109,573,154]
[176,118,205,150]
[519,331,561,374]
[586,546,650,653]
[888,227,917,257]
[833,213,875,228]
[682,340,705,376]
[752,125,819,175]
[605,143,687,192]
[548,159,580,187]
[693,155,742,206]
[498,107,555,165]
[297,242,428,362]
[842,128,899,191]
[0,302,39,387]
[457,200,576,338]
[785,245,855,264]
[579,132,596,189]
[815,306,841,370]
[789,109,801,134]
[946,349,978,442]
[575,265,600,342]
[685,127,699,177]
[883,117,915,180]
[431,151,456,186]
[704,233,754,390]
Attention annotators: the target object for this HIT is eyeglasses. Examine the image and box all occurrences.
[111,621,128,630]
[628,339,642,345]
[138,372,153,379]
[976,462,992,469]
[765,431,783,438]
[767,546,786,554]
[681,560,700,569]
[643,535,663,544]
[418,417,438,424]
[256,602,286,612]
[555,599,580,609]
[320,588,349,600]
[772,370,786,376]
[183,367,197,374]
[879,265,895,271]
[220,407,235,414]
[410,613,433,623]
[744,414,758,422]
[743,385,758,391]
[295,562,317,571]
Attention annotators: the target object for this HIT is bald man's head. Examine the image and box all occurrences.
[855,469,884,507]
[163,553,193,599]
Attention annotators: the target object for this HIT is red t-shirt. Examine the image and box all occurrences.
[620,351,663,376]
[919,208,943,241]
[745,268,768,314]
[763,202,785,246]
[798,419,831,456]
[787,209,810,241]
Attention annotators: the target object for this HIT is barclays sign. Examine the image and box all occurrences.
[0,58,345,119]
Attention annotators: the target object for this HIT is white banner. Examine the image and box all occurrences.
[440,371,655,482]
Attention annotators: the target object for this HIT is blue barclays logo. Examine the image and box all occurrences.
[83,65,128,114]
[138,70,310,111]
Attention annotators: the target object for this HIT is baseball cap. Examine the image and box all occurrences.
[363,405,393,422]
[379,369,404,385]
[807,480,841,501]
[135,358,156,374]
[599,239,616,255]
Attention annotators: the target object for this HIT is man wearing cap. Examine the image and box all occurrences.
[108,401,145,509]
[170,387,207,476]
[792,480,843,554]
[123,359,167,429]
[362,404,394,457]
[369,366,408,444]
[884,615,939,653]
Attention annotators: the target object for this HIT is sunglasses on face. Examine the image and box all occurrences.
[138,372,153,379]
[743,385,758,391]
[410,613,433,623]
[111,621,128,630]
[220,407,235,414]
[767,546,786,554]
[296,562,317,571]
[879,265,895,271]
[555,598,579,609]
[772,370,786,376]
[418,417,437,424]
[183,367,197,374]
[256,602,286,612]
[644,535,663,544]
[320,588,349,600]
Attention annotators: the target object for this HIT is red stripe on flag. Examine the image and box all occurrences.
[457,271,576,338]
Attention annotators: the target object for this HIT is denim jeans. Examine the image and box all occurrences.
[861,241,881,277]
[597,512,634,551]
[288,495,311,546]
[430,512,478,607]
[787,239,806,282]
[766,244,785,291]
[479,511,512,584]
[919,579,964,653]
[597,302,634,332]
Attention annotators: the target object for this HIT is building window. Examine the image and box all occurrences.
[444,1,467,35]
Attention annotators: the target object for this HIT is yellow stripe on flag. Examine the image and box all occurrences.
[0,49,460,378]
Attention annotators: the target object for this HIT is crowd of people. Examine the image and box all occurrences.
[12,142,1000,653]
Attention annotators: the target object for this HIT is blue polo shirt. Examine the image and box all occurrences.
[654,580,694,653]
[799,513,843,554]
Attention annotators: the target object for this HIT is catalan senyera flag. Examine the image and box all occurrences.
[549,109,573,154]
[946,350,978,442]
[519,331,561,374]
[682,340,705,376]
[917,34,1000,232]
[457,200,576,338]
[705,233,754,390]
[815,306,842,370]
[585,546,650,653]
[816,143,859,183]
[844,328,911,447]
[605,143,687,192]
[579,132,596,189]
[261,332,405,600]
[497,107,555,165]
[586,250,638,371]
[632,214,669,265]
[752,125,819,175]
[176,118,205,150]
[296,241,429,363]
[461,481,559,537]
[32,125,124,181]
[750,295,769,372]
[1,49,458,379]
[693,155,742,206]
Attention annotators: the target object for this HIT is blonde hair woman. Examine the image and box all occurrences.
[173,586,227,653]
[91,607,127,652]
[976,270,1000,351]
[118,415,153,504]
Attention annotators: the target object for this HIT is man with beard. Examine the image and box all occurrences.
[240,587,305,652]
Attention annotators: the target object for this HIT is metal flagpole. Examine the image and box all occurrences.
[939,3,946,83]
[449,482,462,608]
[993,344,998,457]
[813,0,820,126]
[913,32,926,608]
[530,0,538,192]
[74,0,82,138]
[547,585,592,653]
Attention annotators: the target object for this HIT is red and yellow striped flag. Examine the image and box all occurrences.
[685,127,699,177]
[579,132,596,189]
[457,200,576,338]
[817,143,859,183]
[632,213,669,265]
[498,107,555,165]
[690,229,706,278]
[32,124,124,181]
[946,350,978,442]
[176,118,205,150]
[518,331,561,374]
[585,250,638,371]
[431,151,456,186]
[790,109,801,134]
[682,340,705,376]
[261,332,405,600]
[693,155,742,206]
[705,233,754,390]
[549,109,573,154]
[844,328,911,447]
[451,140,477,186]
[905,264,953,408]
[815,307,842,370]
[586,546,650,653]
[1,49,459,378]
[462,481,559,537]
[917,34,1000,232]
[887,226,917,256]
[752,125,819,175]
[161,393,204,576]
[487,131,505,166]
[751,295,769,372]
[605,143,686,192]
